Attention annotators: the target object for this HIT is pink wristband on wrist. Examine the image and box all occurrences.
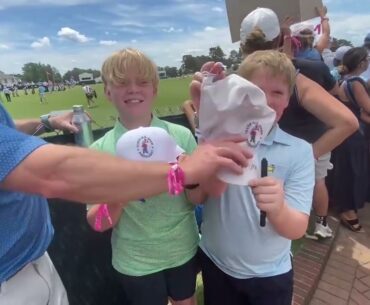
[167,163,185,196]
[94,203,113,231]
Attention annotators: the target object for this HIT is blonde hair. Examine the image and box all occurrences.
[101,48,159,87]
[237,50,296,95]
[240,28,280,57]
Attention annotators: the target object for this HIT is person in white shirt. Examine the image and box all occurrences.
[3,87,11,102]
[82,85,96,108]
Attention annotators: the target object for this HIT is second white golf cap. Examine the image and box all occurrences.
[116,126,184,163]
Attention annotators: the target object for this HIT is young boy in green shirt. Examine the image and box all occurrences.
[87,48,201,305]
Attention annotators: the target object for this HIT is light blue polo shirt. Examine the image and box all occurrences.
[0,104,53,283]
[200,125,314,279]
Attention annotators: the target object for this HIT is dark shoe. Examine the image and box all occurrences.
[340,218,364,232]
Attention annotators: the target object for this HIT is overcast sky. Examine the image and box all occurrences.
[0,0,369,75]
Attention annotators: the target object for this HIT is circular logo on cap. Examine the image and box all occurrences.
[136,136,154,158]
[245,121,263,148]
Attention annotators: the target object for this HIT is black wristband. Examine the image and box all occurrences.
[184,183,200,190]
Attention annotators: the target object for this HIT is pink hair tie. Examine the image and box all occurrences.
[291,36,301,48]
[291,36,302,54]
[94,204,113,232]
[167,163,185,196]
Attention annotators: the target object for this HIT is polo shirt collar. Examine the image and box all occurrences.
[261,124,293,146]
[112,115,166,141]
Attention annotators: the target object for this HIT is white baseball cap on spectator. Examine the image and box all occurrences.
[334,46,352,61]
[199,74,276,185]
[291,22,315,37]
[332,46,352,67]
[240,7,280,43]
[116,126,184,163]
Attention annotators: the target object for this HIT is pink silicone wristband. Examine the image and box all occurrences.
[167,163,185,196]
[94,203,113,231]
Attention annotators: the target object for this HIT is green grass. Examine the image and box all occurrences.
[291,238,304,254]
[196,273,205,305]
[2,76,193,129]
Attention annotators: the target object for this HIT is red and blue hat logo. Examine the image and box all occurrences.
[245,121,263,148]
[136,136,154,158]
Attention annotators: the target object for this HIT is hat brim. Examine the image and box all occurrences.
[173,145,185,162]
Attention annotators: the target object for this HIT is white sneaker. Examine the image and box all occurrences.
[304,232,319,240]
[326,223,333,235]
[314,223,333,238]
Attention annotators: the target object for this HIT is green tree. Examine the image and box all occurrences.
[181,55,198,74]
[181,54,213,74]
[229,50,241,64]
[224,49,242,69]
[22,63,45,82]
[197,55,212,70]
[62,68,100,81]
[209,46,225,62]
[330,37,353,51]
[21,62,61,83]
[63,68,83,81]
[164,66,178,78]
[52,67,62,83]
[85,69,101,78]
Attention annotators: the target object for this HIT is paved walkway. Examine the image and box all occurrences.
[310,204,370,305]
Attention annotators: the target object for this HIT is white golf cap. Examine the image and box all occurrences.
[334,46,352,61]
[291,22,315,37]
[199,74,276,185]
[116,126,184,163]
[240,7,280,43]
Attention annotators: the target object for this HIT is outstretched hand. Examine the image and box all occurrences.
[316,5,328,18]
[189,61,226,112]
[181,136,252,196]
[187,62,246,197]
[281,16,295,36]
[48,111,79,133]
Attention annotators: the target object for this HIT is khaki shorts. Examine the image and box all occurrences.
[0,252,68,305]
[315,152,333,180]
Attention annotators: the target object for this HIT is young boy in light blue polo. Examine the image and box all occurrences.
[198,51,315,305]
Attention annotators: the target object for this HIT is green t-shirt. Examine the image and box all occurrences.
[90,116,199,276]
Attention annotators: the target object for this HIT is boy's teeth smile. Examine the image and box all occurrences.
[125,99,142,104]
